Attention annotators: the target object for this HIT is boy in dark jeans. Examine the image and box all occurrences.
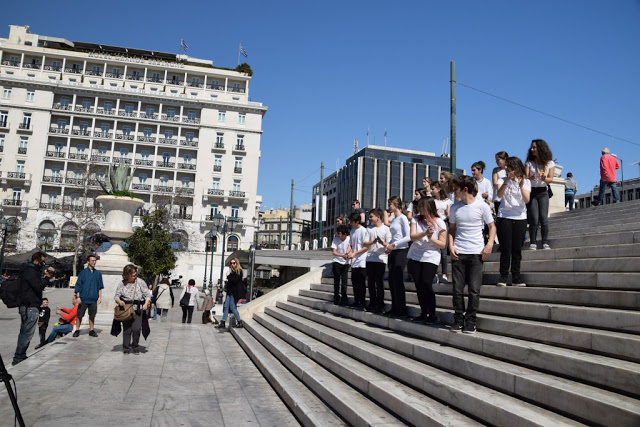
[37,298,50,348]
[448,176,496,334]
[331,225,351,305]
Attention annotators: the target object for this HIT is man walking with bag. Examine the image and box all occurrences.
[73,254,104,337]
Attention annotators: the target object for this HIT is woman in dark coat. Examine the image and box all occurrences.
[218,257,245,329]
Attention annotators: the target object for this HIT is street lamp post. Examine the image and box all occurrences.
[0,218,16,274]
[203,233,209,292]
[211,213,238,304]
[208,228,215,295]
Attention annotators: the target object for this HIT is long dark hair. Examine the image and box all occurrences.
[431,182,447,201]
[526,139,553,164]
[415,198,439,225]
[505,156,525,179]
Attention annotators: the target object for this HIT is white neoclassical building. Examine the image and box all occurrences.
[0,25,267,282]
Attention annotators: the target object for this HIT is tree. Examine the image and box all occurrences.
[124,208,176,285]
[235,62,253,76]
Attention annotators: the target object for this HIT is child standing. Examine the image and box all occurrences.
[331,225,351,305]
[37,298,50,348]
[346,212,369,308]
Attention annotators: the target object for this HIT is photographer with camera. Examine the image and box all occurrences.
[12,251,55,366]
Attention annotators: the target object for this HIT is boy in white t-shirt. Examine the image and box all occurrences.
[448,175,496,334]
[346,212,369,308]
[363,208,391,312]
[331,225,351,305]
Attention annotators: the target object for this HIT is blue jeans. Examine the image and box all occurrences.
[46,324,73,343]
[14,306,40,363]
[597,180,619,204]
[222,295,240,322]
[565,193,575,210]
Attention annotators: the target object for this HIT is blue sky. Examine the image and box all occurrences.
[4,1,640,208]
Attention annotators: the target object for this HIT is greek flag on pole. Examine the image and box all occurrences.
[240,44,248,58]
[180,39,189,51]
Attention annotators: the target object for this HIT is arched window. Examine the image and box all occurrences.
[205,232,217,252]
[171,230,189,251]
[60,221,78,251]
[37,220,57,251]
[2,217,20,250]
[226,235,239,252]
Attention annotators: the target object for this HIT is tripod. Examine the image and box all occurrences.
[0,354,25,427]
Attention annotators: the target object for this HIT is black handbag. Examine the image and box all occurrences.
[547,185,554,198]
[179,291,191,307]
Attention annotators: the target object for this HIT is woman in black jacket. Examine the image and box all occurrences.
[218,257,245,329]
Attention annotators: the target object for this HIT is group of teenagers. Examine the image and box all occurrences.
[331,139,556,334]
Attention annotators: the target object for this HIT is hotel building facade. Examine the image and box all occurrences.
[0,25,267,280]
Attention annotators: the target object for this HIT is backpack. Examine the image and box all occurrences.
[0,275,22,308]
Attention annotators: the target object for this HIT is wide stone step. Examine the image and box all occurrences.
[483,271,640,290]
[280,297,640,397]
[551,199,640,220]
[295,291,640,363]
[271,301,640,426]
[550,207,640,225]
[546,221,640,238]
[486,243,640,262]
[237,318,404,426]
[231,326,345,426]
[483,257,640,273]
[547,230,640,250]
[253,312,481,426]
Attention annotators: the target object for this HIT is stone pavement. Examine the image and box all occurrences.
[0,288,298,426]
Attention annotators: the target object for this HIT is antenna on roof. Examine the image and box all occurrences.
[354,139,358,155]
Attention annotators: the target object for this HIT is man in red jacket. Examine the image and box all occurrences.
[594,147,620,205]
[39,294,79,346]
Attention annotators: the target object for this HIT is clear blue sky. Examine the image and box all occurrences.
[4,1,640,208]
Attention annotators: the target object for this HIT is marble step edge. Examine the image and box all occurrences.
[239,318,406,426]
[481,271,639,290]
[483,256,640,272]
[278,297,640,397]
[252,312,483,427]
[551,199,640,217]
[293,291,640,364]
[265,304,640,427]
[549,209,640,225]
[257,308,582,427]
[231,326,346,427]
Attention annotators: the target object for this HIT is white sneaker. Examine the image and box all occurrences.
[440,274,448,284]
[529,243,537,251]
[542,243,551,250]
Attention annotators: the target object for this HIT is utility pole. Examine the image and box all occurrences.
[318,161,325,244]
[450,60,457,175]
[288,179,294,248]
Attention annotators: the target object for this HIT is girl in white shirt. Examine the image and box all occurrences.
[384,196,411,317]
[407,198,447,323]
[492,151,509,215]
[525,139,556,250]
[439,172,455,203]
[497,157,531,287]
[407,188,429,222]
[431,182,453,284]
[331,225,351,305]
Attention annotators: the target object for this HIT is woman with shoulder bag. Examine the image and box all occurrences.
[114,264,151,355]
[218,258,245,329]
[179,279,200,324]
[525,139,556,250]
[153,278,174,323]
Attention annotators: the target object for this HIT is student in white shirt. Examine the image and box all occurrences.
[431,182,453,284]
[525,139,556,250]
[363,209,391,312]
[384,196,411,317]
[407,188,429,222]
[331,225,351,305]
[448,175,496,334]
[496,157,531,287]
[407,198,447,324]
[439,171,455,203]
[346,212,369,308]
[472,161,493,205]
[492,151,509,215]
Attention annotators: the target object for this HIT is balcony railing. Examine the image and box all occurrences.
[167,80,182,85]
[0,146,4,152]
[234,167,243,174]
[93,132,113,138]
[229,190,246,198]
[131,184,151,191]
[96,108,115,116]
[157,161,175,168]
[180,139,198,147]
[134,159,154,166]
[229,86,246,93]
[3,199,24,207]
[183,118,200,124]
[210,84,225,91]
[178,188,195,195]
[213,165,222,172]
[178,163,196,170]
[1,60,19,67]
[234,144,246,151]
[186,81,201,87]
[18,123,31,130]
[64,68,82,74]
[40,202,62,210]
[146,77,163,83]
[85,70,102,76]
[72,129,91,136]
[18,147,27,155]
[118,111,137,118]
[161,114,180,122]
[42,176,64,183]
[139,112,158,119]
[23,63,41,69]
[46,151,66,158]
[69,153,88,160]
[172,213,193,220]
[213,142,225,150]
[74,106,94,113]
[49,127,69,134]
[53,103,73,111]
[155,186,174,192]
[43,65,61,71]
[61,203,84,212]
[88,179,105,187]
[126,74,144,81]
[0,120,7,128]
[65,178,84,185]
[115,134,134,141]
[91,155,110,162]
[105,72,121,78]
[137,136,156,142]
[207,189,224,196]
[114,158,132,165]
[6,172,28,179]
[159,138,177,145]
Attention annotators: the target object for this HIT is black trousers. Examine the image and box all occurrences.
[182,305,195,323]
[122,314,143,350]
[366,261,386,307]
[407,259,438,316]
[350,267,367,305]
[332,262,349,302]
[527,187,550,244]
[388,248,408,314]
[452,254,483,324]
[497,218,527,279]
[39,326,47,346]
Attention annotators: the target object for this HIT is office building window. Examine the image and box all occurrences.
[26,91,35,102]
[238,113,246,124]
[2,89,11,99]
[218,111,226,122]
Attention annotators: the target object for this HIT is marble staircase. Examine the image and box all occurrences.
[232,201,640,426]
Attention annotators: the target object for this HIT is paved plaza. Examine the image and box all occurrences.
[0,288,298,426]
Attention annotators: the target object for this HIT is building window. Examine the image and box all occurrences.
[234,157,243,171]
[210,204,219,216]
[16,160,26,173]
[146,106,155,116]
[164,130,173,139]
[237,135,244,147]
[0,134,4,148]
[226,235,239,252]
[98,146,108,155]
[218,111,226,122]
[231,205,239,217]
[141,150,150,161]
[60,97,70,107]
[104,101,113,112]
[183,154,192,164]
[79,121,88,132]
[216,133,224,145]
[0,111,8,125]
[238,113,246,124]
[26,91,35,102]
[233,179,241,191]
[167,108,176,118]
[214,155,222,169]
[187,110,196,120]
[159,175,169,187]
[143,127,152,137]
[181,177,190,188]
[139,173,147,184]
[82,99,91,109]
[57,119,66,129]
[22,113,31,127]
[212,178,220,190]
[54,143,63,153]
[2,89,11,99]
[101,124,110,132]
[124,103,134,114]
[120,148,128,158]
[162,152,170,165]
[77,144,85,154]
[185,132,194,142]
[122,126,131,136]
[92,65,101,74]
[19,136,28,149]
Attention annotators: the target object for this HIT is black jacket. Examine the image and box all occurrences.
[226,272,246,302]
[20,263,49,307]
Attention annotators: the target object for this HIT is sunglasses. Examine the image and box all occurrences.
[230,262,237,265]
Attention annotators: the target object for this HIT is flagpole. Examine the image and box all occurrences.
[238,43,241,66]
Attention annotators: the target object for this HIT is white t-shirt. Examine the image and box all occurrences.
[349,226,368,268]
[449,199,494,254]
[493,168,507,201]
[408,217,447,264]
[331,235,350,265]
[475,177,493,203]
[366,225,391,264]
[498,178,531,220]
[434,198,453,219]
[389,214,411,250]
[526,160,556,188]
